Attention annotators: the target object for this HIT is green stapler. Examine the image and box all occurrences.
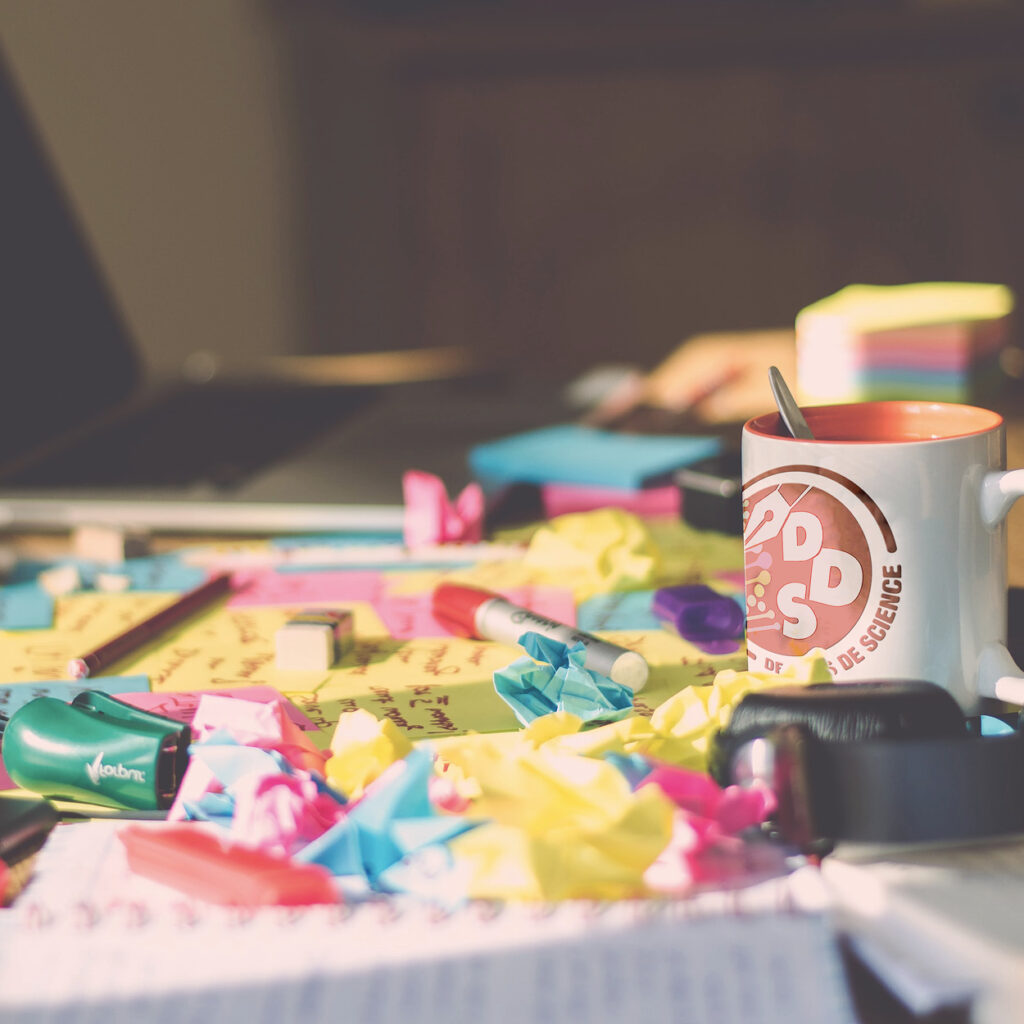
[0,691,191,811]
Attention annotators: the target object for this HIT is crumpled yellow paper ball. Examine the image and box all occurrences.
[533,649,833,772]
[439,738,674,900]
[522,508,661,601]
[324,708,413,799]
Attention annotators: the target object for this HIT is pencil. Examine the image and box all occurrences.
[66,572,234,680]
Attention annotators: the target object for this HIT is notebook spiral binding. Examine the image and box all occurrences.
[14,886,801,932]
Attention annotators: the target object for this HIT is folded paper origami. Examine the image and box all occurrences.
[402,470,484,548]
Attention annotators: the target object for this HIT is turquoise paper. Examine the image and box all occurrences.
[469,425,721,490]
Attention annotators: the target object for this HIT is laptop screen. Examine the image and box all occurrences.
[1,55,141,467]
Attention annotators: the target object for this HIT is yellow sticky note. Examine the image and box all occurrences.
[120,602,389,692]
[0,592,171,682]
[797,282,1014,334]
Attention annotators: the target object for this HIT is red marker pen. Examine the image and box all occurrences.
[432,583,649,692]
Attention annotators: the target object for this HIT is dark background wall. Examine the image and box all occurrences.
[4,1,1024,384]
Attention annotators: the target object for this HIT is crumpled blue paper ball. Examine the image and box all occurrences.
[492,631,634,727]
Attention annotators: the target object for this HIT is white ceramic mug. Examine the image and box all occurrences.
[741,401,1024,713]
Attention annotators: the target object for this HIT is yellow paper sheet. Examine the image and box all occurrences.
[0,592,173,681]
[0,587,748,749]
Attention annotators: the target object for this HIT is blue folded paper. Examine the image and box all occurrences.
[492,631,634,727]
[296,747,475,887]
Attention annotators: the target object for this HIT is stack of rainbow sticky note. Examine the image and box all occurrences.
[795,282,1015,404]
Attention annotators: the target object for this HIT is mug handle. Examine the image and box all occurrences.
[980,468,1024,529]
[977,469,1024,704]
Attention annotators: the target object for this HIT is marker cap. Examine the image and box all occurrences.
[652,584,744,643]
[431,583,498,638]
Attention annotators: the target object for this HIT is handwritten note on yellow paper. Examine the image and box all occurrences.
[0,592,172,682]
[294,636,525,743]
[119,602,389,689]
[287,629,746,747]
[601,630,747,717]
[0,587,746,751]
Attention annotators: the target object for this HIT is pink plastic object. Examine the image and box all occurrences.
[119,824,338,906]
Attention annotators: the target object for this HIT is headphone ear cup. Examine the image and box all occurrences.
[709,680,966,786]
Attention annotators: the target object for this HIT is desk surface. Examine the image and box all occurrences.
[2,397,1023,1024]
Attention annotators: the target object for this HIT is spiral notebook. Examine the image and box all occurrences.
[0,821,857,1024]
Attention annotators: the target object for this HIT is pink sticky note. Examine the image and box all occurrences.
[228,570,386,608]
[540,482,681,520]
[376,585,577,639]
[115,687,321,732]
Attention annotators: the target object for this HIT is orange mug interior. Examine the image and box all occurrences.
[745,401,1003,443]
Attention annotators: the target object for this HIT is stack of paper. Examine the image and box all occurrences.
[469,425,720,519]
[795,283,1015,404]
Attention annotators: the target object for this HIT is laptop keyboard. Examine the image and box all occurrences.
[4,384,377,489]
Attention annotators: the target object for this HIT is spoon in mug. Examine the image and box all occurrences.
[768,366,814,440]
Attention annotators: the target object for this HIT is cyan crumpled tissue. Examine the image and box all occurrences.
[493,631,634,727]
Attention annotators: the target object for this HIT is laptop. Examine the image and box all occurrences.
[0,58,551,535]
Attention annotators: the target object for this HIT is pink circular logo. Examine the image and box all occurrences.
[743,480,872,657]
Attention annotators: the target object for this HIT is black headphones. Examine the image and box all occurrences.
[709,681,1024,852]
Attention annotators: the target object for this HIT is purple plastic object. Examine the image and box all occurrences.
[652,585,745,643]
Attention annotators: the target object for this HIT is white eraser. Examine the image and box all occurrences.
[72,524,150,564]
[274,609,354,671]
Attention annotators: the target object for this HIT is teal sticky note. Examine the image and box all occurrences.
[469,425,720,490]
[0,676,150,719]
[117,556,209,591]
[0,583,54,630]
[271,531,405,550]
[578,590,660,631]
[11,555,206,593]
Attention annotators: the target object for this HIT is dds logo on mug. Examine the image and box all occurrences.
[742,466,902,677]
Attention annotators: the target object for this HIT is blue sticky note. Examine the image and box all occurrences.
[116,556,209,592]
[0,583,54,630]
[577,590,660,632]
[0,675,150,719]
[10,555,206,593]
[469,425,721,490]
[8,559,96,585]
[272,531,405,550]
